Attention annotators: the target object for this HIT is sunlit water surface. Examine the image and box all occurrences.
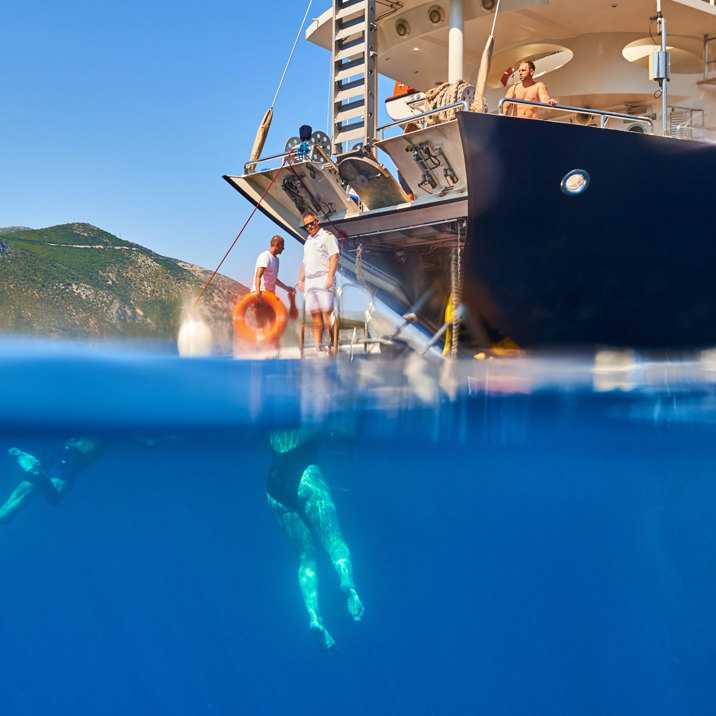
[1,340,715,715]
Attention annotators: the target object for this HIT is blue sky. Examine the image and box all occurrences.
[2,0,391,288]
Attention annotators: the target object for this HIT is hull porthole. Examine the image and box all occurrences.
[561,169,590,196]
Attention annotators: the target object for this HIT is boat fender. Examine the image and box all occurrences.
[442,293,455,358]
[233,291,287,344]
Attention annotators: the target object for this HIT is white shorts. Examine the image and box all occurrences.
[304,287,335,314]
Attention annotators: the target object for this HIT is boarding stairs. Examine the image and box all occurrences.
[331,0,377,156]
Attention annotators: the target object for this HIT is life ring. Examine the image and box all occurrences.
[233,291,287,345]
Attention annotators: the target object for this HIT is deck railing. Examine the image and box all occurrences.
[376,101,470,139]
[498,98,654,131]
[674,123,716,142]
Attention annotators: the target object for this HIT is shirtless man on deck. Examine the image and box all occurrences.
[503,60,557,119]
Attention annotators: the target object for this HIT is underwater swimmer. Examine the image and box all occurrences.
[267,428,365,651]
[0,437,108,523]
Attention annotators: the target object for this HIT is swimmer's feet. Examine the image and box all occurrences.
[345,588,365,622]
[8,448,42,476]
[335,559,365,622]
[309,619,336,652]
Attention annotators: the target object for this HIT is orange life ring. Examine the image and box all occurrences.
[233,291,287,345]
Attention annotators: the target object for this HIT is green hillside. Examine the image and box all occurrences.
[0,223,247,343]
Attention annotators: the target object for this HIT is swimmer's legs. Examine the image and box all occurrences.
[8,448,66,504]
[299,465,365,622]
[267,493,336,651]
[0,481,40,524]
[1,438,107,524]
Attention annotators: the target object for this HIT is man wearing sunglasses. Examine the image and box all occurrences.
[296,213,339,352]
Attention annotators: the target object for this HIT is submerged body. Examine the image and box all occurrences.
[0,437,108,523]
[267,428,364,650]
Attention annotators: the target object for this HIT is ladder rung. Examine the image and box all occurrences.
[335,104,365,123]
[337,35,367,54]
[337,12,366,32]
[334,43,365,63]
[334,126,366,144]
[335,3,365,22]
[335,61,365,82]
[334,81,365,104]
[335,20,365,42]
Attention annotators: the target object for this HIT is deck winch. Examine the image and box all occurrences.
[284,126,332,164]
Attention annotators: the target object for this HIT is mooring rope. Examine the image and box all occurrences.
[355,243,365,285]
[191,150,295,315]
[450,222,464,359]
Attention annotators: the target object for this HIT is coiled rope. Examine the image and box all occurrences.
[424,80,473,126]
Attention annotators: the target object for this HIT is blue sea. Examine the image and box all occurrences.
[1,340,715,715]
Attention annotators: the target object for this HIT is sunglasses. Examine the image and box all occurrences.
[300,219,318,232]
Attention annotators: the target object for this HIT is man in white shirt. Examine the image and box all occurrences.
[254,235,295,299]
[296,213,340,351]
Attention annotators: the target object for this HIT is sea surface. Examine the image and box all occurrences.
[1,340,715,715]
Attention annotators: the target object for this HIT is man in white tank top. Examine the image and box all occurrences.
[254,235,294,299]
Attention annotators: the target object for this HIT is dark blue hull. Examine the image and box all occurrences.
[459,111,716,348]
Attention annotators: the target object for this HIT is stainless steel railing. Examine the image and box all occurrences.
[376,101,470,139]
[245,98,654,174]
[243,150,292,174]
[674,122,716,141]
[245,100,471,172]
[497,97,654,131]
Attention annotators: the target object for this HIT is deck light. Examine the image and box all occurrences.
[428,5,444,23]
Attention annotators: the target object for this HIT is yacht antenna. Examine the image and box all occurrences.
[472,0,502,112]
[490,0,502,36]
[650,0,670,135]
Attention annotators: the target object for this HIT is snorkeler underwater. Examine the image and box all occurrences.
[0,417,366,653]
[1,348,716,714]
[267,428,365,651]
[1,438,108,523]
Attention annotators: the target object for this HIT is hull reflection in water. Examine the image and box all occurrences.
[0,342,715,714]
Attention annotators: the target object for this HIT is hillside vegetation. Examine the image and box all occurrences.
[0,223,246,344]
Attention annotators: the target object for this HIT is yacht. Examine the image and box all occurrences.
[224,0,716,353]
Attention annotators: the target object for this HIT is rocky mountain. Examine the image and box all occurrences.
[0,226,31,235]
[0,223,248,346]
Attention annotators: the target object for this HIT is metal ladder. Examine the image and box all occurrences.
[331,0,376,156]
